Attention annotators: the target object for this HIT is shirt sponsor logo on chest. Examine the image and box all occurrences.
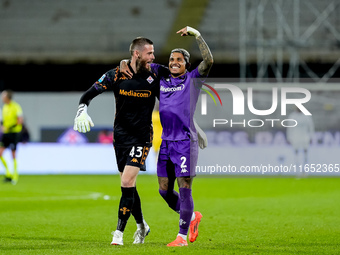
[119,89,151,98]
[160,84,185,93]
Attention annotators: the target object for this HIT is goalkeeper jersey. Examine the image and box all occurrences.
[82,65,159,147]
[2,100,23,134]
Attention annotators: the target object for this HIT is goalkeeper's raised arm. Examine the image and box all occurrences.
[176,26,214,76]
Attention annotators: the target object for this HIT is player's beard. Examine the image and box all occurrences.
[136,57,151,73]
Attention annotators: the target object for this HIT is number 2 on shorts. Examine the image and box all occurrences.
[180,156,187,169]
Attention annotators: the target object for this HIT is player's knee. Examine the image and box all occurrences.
[158,177,169,191]
[121,177,135,187]
[121,165,139,187]
[159,182,168,191]
[178,177,193,189]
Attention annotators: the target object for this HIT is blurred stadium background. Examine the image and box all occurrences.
[1,0,340,174]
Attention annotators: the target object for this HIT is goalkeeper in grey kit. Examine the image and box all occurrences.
[73,37,159,245]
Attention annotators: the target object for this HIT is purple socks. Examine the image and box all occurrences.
[159,188,194,235]
[159,189,181,213]
[178,187,194,235]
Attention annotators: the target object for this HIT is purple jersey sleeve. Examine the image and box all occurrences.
[190,67,201,78]
[150,63,160,75]
[151,63,169,77]
[190,66,207,85]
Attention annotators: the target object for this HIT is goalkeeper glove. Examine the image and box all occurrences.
[73,104,94,133]
[194,119,208,149]
[186,26,201,38]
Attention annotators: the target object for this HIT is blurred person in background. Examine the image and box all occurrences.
[151,101,162,157]
[287,107,315,176]
[20,121,30,144]
[97,129,113,144]
[0,90,23,185]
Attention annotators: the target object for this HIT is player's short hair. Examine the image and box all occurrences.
[129,37,153,56]
[170,48,191,69]
[3,89,13,100]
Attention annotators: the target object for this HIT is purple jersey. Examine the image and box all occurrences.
[151,63,203,141]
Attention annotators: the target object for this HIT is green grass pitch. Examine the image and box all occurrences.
[1,175,339,254]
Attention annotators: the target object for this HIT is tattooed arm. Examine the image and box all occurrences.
[177,26,214,76]
[196,35,214,76]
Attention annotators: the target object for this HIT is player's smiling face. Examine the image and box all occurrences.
[169,52,186,77]
[137,44,155,71]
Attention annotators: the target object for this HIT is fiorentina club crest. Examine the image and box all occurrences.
[147,76,154,84]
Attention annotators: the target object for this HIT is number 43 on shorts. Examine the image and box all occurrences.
[129,146,143,158]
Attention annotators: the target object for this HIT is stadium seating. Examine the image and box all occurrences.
[199,0,340,62]
[1,0,339,64]
[0,0,181,62]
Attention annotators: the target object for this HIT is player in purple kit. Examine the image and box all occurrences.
[155,26,213,247]
[120,26,213,246]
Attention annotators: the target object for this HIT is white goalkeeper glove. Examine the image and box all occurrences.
[194,119,208,149]
[73,104,94,133]
[186,26,201,38]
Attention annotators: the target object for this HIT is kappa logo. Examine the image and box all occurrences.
[147,76,154,84]
[131,158,138,163]
[181,168,188,173]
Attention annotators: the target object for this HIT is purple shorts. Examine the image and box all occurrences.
[157,139,198,178]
